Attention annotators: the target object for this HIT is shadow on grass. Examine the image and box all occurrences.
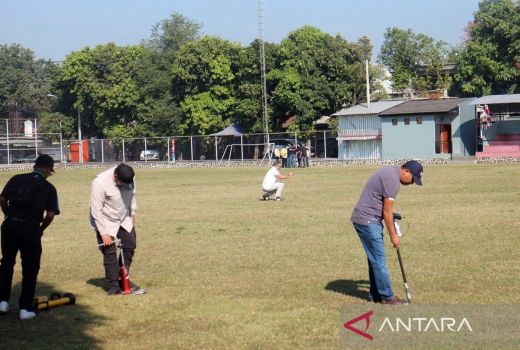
[1,281,106,349]
[86,277,109,292]
[325,279,370,300]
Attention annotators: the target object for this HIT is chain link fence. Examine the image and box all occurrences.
[0,121,338,165]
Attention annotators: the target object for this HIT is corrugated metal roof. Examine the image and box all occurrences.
[471,94,520,105]
[332,100,405,116]
[379,98,475,116]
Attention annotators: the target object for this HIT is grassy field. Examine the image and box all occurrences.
[1,163,519,349]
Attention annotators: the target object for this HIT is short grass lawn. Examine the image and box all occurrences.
[0,163,519,349]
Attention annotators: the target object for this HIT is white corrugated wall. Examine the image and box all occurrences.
[338,115,382,159]
[338,115,381,137]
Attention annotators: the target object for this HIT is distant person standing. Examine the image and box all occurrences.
[303,144,310,167]
[273,146,281,160]
[0,155,60,320]
[90,164,145,295]
[296,143,302,167]
[280,146,288,168]
[262,159,293,201]
[350,160,423,305]
[287,143,297,168]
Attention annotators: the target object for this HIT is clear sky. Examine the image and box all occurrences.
[0,0,479,63]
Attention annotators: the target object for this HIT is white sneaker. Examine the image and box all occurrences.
[19,309,36,320]
[130,282,147,295]
[0,301,9,313]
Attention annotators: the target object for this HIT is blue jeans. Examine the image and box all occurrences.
[288,154,296,167]
[353,222,394,301]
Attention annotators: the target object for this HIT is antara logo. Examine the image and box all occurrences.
[343,310,374,340]
[343,311,473,341]
[378,317,473,332]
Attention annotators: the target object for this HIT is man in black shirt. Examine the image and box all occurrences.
[0,154,60,320]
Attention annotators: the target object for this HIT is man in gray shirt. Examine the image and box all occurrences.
[351,160,423,305]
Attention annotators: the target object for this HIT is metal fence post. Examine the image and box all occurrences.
[34,118,38,158]
[59,122,64,163]
[144,137,147,162]
[167,137,170,162]
[122,139,125,162]
[215,136,218,161]
[323,131,327,159]
[78,109,83,164]
[6,119,10,165]
[190,136,194,161]
[101,139,105,163]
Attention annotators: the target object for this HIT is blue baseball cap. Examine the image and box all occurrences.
[402,160,423,186]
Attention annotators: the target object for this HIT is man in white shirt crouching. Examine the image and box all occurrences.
[262,160,293,201]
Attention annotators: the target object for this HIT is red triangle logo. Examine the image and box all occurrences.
[343,310,373,340]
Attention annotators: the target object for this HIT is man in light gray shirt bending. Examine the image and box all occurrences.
[90,163,145,295]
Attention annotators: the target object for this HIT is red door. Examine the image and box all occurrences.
[439,124,451,153]
[70,140,90,162]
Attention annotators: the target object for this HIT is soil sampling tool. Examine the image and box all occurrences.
[117,241,132,294]
[393,213,412,304]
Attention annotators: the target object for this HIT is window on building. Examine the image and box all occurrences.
[392,118,398,126]
[416,117,422,124]
[404,117,410,125]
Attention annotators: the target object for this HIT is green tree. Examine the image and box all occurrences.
[454,0,520,96]
[171,36,242,135]
[135,12,203,137]
[141,12,202,55]
[232,40,278,133]
[269,26,372,131]
[132,50,182,137]
[0,44,57,118]
[378,27,452,93]
[56,43,147,138]
[37,111,75,141]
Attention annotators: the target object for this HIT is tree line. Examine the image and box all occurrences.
[0,0,518,140]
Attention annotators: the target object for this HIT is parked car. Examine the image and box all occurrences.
[269,138,300,146]
[139,150,160,161]
[269,138,304,152]
[12,156,36,163]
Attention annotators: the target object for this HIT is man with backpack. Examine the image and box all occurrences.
[0,154,60,319]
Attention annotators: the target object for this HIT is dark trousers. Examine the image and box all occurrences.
[0,219,42,311]
[96,227,136,288]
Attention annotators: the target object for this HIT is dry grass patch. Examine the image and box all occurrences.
[0,163,519,348]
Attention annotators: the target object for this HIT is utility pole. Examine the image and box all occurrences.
[366,60,371,108]
[259,0,269,146]
[78,108,83,163]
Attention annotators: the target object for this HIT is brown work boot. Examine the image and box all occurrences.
[381,296,408,306]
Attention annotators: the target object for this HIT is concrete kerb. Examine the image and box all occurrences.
[0,158,452,172]
[1,157,520,172]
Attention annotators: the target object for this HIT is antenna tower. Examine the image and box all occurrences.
[258,0,269,143]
